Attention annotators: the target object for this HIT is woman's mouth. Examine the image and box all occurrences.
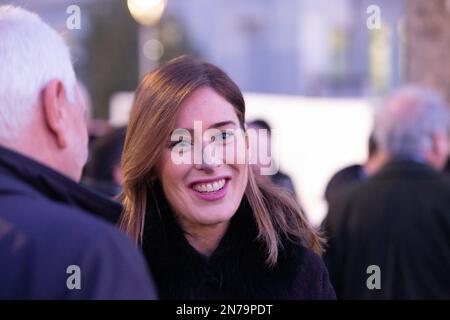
[190,177,229,201]
[192,178,226,193]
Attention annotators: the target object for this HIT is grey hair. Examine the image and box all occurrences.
[374,86,450,159]
[0,6,76,140]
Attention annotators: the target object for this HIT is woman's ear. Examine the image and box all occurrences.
[244,129,251,165]
[42,79,68,149]
[243,124,250,150]
[245,131,250,151]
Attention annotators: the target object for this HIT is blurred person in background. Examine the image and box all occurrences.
[0,6,156,299]
[77,81,112,146]
[324,86,450,299]
[324,134,388,205]
[83,126,126,197]
[444,157,450,178]
[247,119,298,197]
[119,56,335,299]
[77,81,114,181]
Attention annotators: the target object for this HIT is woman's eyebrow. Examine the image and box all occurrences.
[208,120,238,129]
[175,120,238,133]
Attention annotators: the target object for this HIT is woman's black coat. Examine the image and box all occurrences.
[142,183,336,300]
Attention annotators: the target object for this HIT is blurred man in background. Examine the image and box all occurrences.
[0,6,156,299]
[444,157,450,178]
[247,119,297,197]
[324,134,388,205]
[83,126,126,197]
[324,86,450,299]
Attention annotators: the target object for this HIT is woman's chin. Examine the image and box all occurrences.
[188,209,235,226]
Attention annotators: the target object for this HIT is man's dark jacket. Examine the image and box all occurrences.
[0,146,157,299]
[323,160,450,299]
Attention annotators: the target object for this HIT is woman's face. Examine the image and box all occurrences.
[157,86,248,232]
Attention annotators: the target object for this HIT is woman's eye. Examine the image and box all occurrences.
[170,138,192,150]
[213,131,234,143]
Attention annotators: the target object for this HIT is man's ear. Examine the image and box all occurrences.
[432,133,445,155]
[112,165,124,185]
[429,132,449,170]
[43,79,67,149]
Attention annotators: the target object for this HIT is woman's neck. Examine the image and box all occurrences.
[182,221,230,257]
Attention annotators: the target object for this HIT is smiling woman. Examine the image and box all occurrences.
[119,55,336,299]
[157,86,248,256]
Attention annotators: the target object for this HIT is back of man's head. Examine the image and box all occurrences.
[0,6,87,181]
[0,6,76,138]
[374,86,450,170]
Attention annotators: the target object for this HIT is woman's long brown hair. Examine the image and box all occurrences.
[119,55,323,266]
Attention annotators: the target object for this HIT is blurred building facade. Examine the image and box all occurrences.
[8,0,450,113]
[164,0,405,97]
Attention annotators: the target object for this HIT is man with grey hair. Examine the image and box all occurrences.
[375,86,449,170]
[324,86,450,299]
[0,6,156,299]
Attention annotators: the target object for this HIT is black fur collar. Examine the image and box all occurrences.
[141,181,322,300]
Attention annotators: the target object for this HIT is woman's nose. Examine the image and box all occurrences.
[194,141,222,171]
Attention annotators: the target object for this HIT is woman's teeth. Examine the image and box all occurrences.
[192,179,226,193]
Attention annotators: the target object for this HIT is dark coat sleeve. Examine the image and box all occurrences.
[65,229,158,300]
[0,201,158,300]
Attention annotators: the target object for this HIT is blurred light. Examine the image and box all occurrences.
[143,39,164,61]
[127,0,167,26]
[369,22,391,94]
